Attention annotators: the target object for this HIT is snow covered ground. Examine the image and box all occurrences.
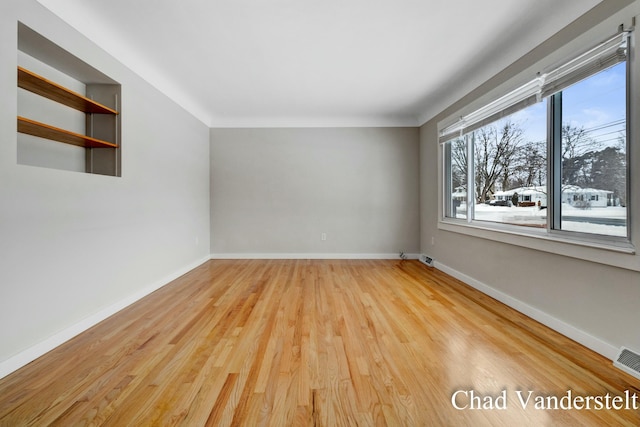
[558,204,626,236]
[454,203,627,237]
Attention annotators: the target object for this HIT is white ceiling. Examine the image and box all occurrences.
[36,0,601,127]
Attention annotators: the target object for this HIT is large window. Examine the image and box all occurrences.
[442,32,629,242]
[444,137,468,219]
[557,62,627,237]
[472,101,547,228]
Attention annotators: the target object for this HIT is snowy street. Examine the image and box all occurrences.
[453,203,627,236]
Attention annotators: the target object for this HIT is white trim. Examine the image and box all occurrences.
[434,261,619,361]
[0,255,211,380]
[210,253,420,260]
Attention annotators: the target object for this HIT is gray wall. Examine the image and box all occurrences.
[420,1,640,358]
[210,127,420,256]
[0,0,210,371]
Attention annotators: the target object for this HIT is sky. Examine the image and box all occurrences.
[563,62,626,148]
[508,61,626,148]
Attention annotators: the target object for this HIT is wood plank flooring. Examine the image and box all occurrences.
[0,259,638,426]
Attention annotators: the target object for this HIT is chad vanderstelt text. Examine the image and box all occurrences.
[451,389,640,411]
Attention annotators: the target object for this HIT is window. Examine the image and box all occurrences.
[444,137,468,219]
[471,101,547,228]
[441,31,630,243]
[556,62,627,237]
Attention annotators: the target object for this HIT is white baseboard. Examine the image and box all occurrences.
[210,253,420,260]
[0,256,211,380]
[434,261,618,361]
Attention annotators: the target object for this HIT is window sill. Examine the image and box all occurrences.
[438,219,638,272]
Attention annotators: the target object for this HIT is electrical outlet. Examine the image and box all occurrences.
[321,233,327,241]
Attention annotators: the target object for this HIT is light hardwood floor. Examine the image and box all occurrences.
[0,259,638,426]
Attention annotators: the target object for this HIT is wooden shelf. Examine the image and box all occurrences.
[18,117,118,149]
[18,67,118,115]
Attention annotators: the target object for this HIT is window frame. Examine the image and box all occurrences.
[437,29,637,271]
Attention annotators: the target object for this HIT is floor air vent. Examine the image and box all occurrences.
[614,347,640,380]
[419,254,434,267]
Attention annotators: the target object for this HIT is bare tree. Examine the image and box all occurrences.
[561,123,601,188]
[450,137,468,190]
[518,139,546,187]
[562,124,602,158]
[474,120,523,203]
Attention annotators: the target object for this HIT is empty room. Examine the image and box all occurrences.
[1,0,639,425]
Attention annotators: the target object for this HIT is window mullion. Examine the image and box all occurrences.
[467,133,474,222]
[444,142,452,218]
[549,92,563,230]
[624,34,631,241]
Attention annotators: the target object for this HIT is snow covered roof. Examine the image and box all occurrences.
[495,185,612,196]
[561,185,613,194]
[494,186,546,196]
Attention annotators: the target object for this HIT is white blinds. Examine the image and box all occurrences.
[541,32,628,98]
[439,30,629,144]
[439,78,542,142]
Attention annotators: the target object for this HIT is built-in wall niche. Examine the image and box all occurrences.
[17,23,121,176]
